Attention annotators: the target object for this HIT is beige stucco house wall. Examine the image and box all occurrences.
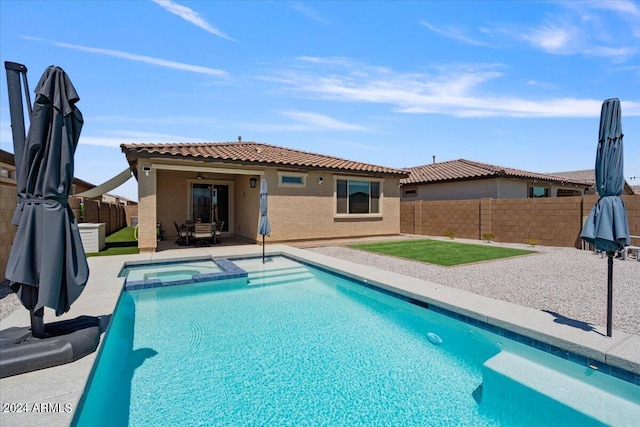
[124,143,407,253]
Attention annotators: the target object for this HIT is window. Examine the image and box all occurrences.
[528,186,549,198]
[403,188,417,197]
[278,171,307,187]
[336,178,381,215]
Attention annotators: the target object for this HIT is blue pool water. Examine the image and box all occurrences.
[74,257,640,426]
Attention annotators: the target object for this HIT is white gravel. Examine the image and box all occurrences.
[306,237,640,336]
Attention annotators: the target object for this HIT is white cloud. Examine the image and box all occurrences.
[269,57,640,118]
[585,0,640,17]
[290,2,329,24]
[279,111,367,131]
[521,22,572,53]
[22,36,227,77]
[420,20,489,47]
[152,0,236,41]
[79,130,198,147]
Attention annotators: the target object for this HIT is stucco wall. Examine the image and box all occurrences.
[137,160,157,252]
[266,169,401,242]
[140,162,402,249]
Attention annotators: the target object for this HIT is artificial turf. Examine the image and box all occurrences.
[348,239,536,266]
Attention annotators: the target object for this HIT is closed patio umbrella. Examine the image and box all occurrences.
[580,98,630,337]
[258,178,271,263]
[5,65,89,338]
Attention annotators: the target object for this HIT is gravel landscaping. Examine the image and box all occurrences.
[307,237,640,336]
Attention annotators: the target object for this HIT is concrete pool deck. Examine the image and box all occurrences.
[1,243,639,426]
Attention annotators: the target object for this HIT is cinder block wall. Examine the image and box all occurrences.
[491,197,583,247]
[401,194,640,248]
[1,183,17,280]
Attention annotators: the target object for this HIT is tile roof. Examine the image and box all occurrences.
[401,159,593,187]
[551,169,596,184]
[120,142,408,176]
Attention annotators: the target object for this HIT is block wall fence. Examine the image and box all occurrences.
[401,195,640,248]
[1,182,132,280]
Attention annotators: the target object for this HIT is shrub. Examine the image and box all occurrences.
[444,230,456,240]
[482,233,495,242]
[525,237,540,246]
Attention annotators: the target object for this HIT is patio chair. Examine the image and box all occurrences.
[192,223,214,247]
[213,221,224,244]
[173,221,190,246]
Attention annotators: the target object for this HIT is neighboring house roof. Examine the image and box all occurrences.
[120,142,409,177]
[401,159,592,187]
[631,185,639,195]
[551,169,595,183]
[552,169,635,195]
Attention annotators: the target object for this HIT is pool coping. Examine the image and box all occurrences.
[1,244,639,426]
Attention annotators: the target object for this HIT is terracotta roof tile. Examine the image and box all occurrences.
[120,142,408,176]
[401,159,593,186]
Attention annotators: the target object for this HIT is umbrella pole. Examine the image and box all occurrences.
[606,253,614,337]
[262,234,265,264]
[30,307,45,338]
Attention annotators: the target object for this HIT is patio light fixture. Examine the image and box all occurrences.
[250,177,257,188]
[197,172,203,180]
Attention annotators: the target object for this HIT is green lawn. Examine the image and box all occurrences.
[348,239,536,266]
[105,227,137,243]
[86,227,139,257]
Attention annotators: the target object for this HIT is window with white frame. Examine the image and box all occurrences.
[278,171,307,187]
[336,178,381,215]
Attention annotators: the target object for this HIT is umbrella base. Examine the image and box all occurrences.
[0,316,103,378]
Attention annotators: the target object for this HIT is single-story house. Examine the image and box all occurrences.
[551,169,636,195]
[120,141,409,252]
[400,159,594,201]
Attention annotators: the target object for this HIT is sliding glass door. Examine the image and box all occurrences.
[190,183,229,232]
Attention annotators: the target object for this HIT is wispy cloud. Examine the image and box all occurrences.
[427,2,639,62]
[520,21,572,53]
[420,20,489,47]
[267,57,640,118]
[585,0,640,17]
[151,0,236,41]
[80,130,198,148]
[279,111,367,131]
[290,2,329,24]
[240,110,367,133]
[22,36,227,77]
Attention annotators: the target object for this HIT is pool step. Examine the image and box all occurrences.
[481,351,640,426]
[248,267,314,287]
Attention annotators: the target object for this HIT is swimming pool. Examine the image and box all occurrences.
[74,256,640,426]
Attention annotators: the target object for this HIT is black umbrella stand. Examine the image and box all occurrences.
[0,62,102,378]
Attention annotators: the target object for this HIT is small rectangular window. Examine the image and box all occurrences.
[278,171,307,187]
[281,176,303,185]
[528,186,549,198]
[403,189,416,196]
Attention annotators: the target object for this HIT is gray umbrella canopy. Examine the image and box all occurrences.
[5,66,89,318]
[258,179,271,263]
[580,98,630,252]
[579,98,630,337]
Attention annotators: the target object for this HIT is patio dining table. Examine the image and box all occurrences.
[185,222,218,246]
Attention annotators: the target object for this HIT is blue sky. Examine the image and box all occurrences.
[1,0,639,201]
